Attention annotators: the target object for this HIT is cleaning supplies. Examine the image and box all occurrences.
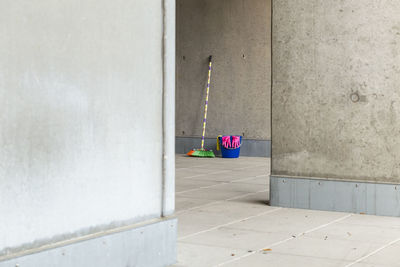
[222,136,231,149]
[187,55,215,158]
[217,136,242,158]
[231,136,241,149]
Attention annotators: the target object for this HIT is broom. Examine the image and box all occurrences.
[187,55,216,158]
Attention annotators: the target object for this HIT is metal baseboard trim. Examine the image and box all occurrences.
[176,136,271,157]
[270,175,400,217]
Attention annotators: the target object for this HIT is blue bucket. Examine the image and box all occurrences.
[218,136,242,158]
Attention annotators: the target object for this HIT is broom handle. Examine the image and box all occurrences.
[201,55,213,150]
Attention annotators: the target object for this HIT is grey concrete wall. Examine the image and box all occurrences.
[272,1,400,183]
[176,0,271,141]
[0,0,174,262]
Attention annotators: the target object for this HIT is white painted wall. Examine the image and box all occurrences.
[0,0,165,253]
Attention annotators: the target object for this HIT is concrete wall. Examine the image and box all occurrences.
[176,0,271,142]
[0,0,175,264]
[272,0,400,183]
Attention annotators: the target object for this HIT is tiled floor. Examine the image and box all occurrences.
[172,155,400,267]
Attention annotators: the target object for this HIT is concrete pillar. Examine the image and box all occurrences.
[0,0,176,266]
[271,0,400,216]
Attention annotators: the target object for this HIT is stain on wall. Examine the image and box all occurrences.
[176,0,271,140]
[272,0,400,183]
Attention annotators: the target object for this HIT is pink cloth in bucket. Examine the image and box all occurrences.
[221,136,241,149]
[222,136,231,149]
[231,136,241,149]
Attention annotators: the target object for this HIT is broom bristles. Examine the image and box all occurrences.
[187,149,215,158]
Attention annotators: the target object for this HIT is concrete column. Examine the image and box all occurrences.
[0,0,176,266]
[271,0,400,216]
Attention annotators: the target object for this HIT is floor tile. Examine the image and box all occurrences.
[270,236,384,262]
[175,197,216,212]
[222,252,350,267]
[177,203,278,238]
[227,191,269,205]
[173,155,400,267]
[177,187,252,200]
[227,208,349,235]
[359,242,400,266]
[305,221,400,245]
[180,226,292,251]
[351,263,393,267]
[190,200,277,218]
[336,214,400,229]
[184,172,261,182]
[176,179,223,193]
[217,182,267,193]
[176,168,225,179]
[174,243,249,267]
[177,209,238,237]
[231,176,269,185]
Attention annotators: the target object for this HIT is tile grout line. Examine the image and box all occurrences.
[177,164,268,180]
[175,189,269,215]
[180,170,232,179]
[176,182,228,195]
[178,208,282,241]
[176,174,269,195]
[233,164,269,170]
[176,164,210,170]
[344,237,400,267]
[214,214,353,267]
[232,175,269,183]
[226,190,269,201]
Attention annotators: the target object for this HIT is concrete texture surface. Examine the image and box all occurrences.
[176,0,271,140]
[0,0,175,264]
[172,155,400,267]
[272,1,400,183]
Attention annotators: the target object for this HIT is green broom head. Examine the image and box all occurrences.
[187,149,215,158]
